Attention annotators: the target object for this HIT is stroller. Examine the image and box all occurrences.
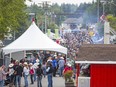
[4,74,15,87]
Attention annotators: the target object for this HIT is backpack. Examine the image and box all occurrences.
[36,68,43,76]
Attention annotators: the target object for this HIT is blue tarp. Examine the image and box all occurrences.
[91,33,104,44]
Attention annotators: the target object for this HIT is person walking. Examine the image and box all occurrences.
[29,63,34,84]
[23,62,29,87]
[13,60,19,86]
[46,62,53,87]
[58,57,65,77]
[42,62,46,78]
[0,65,7,87]
[52,57,57,77]
[33,59,40,81]
[8,63,14,86]
[36,64,43,87]
[15,63,23,87]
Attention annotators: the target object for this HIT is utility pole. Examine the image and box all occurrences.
[45,11,47,34]
[13,31,15,41]
[97,0,100,22]
[39,1,51,33]
[102,1,106,15]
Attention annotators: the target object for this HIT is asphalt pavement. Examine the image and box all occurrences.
[5,75,65,87]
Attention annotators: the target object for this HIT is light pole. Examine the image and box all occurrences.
[101,0,106,15]
[103,2,106,15]
[44,11,47,33]
[13,31,15,41]
[38,1,51,33]
[101,0,116,15]
[43,1,51,34]
[97,0,100,22]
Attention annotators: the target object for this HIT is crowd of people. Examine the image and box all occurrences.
[0,29,93,87]
[0,52,75,87]
[60,30,92,77]
[62,30,92,59]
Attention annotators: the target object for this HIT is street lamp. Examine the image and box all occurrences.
[39,1,55,33]
[103,2,106,14]
[101,0,116,15]
[97,0,100,22]
[42,1,51,34]
[44,11,47,33]
[101,0,106,15]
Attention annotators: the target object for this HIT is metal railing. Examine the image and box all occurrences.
[110,27,116,35]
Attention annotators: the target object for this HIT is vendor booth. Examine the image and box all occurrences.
[2,21,67,55]
[2,21,67,63]
[75,44,116,87]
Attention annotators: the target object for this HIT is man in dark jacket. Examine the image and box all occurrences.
[46,62,53,87]
[36,64,43,87]
[15,63,23,87]
[52,57,57,77]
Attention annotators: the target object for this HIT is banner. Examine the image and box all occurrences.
[47,29,51,37]
[55,29,59,39]
[100,14,106,23]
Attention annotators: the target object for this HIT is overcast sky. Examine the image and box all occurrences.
[26,0,94,6]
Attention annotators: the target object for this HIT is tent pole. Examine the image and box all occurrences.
[10,53,11,59]
[1,49,4,66]
[24,50,26,57]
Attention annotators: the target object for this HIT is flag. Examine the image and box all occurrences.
[100,14,106,23]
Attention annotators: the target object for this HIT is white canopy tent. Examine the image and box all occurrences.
[2,22,67,54]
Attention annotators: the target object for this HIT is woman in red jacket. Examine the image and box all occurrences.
[63,63,73,74]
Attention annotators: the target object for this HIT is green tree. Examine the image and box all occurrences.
[47,22,59,33]
[0,0,28,40]
[51,3,64,26]
[107,14,116,31]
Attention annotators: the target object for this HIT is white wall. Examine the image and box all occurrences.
[11,51,25,61]
[104,21,110,44]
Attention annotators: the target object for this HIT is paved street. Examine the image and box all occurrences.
[5,75,65,87]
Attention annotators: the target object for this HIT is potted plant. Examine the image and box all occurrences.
[63,69,75,87]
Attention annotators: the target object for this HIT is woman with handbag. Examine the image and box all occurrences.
[29,63,34,84]
[0,65,7,87]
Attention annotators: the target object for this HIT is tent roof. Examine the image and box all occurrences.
[2,22,67,54]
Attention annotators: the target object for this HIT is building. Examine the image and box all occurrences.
[61,17,83,30]
[75,44,116,87]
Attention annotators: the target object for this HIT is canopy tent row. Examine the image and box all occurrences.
[2,22,67,54]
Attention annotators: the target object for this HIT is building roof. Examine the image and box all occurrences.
[63,18,78,24]
[75,44,116,64]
